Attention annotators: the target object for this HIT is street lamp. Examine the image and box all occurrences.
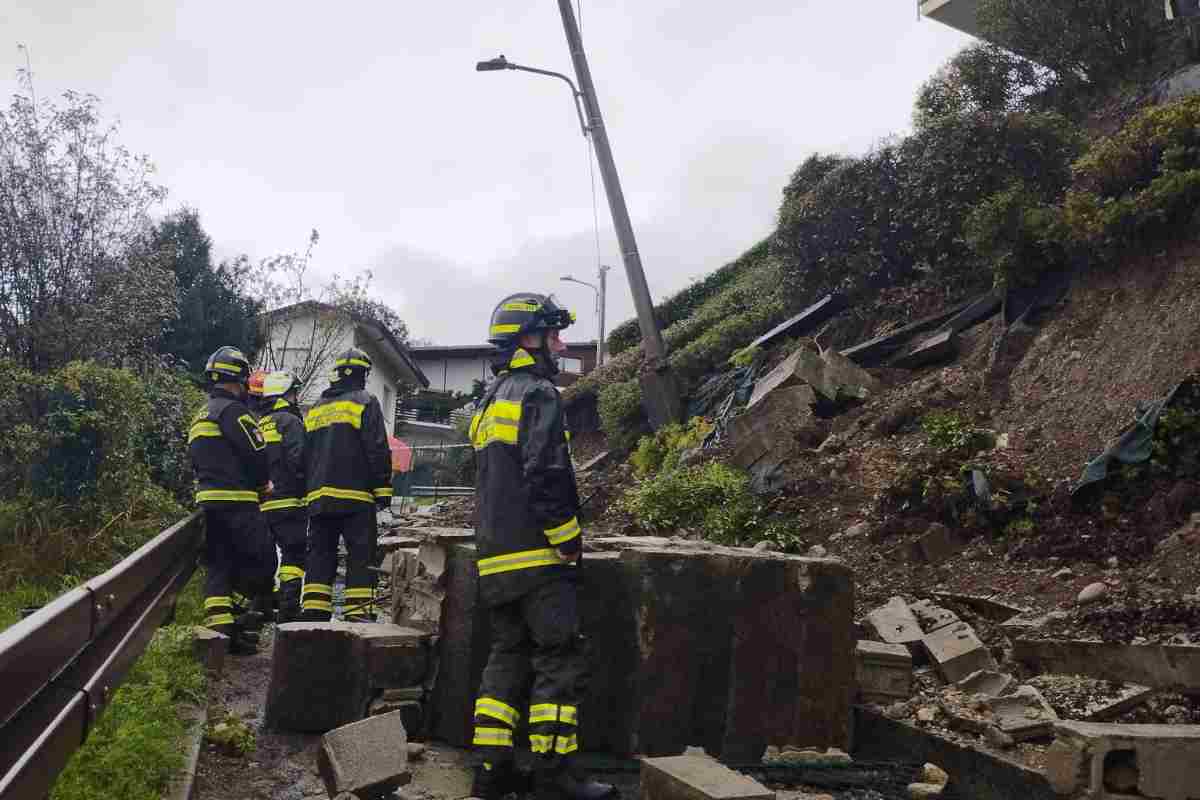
[561,264,611,367]
[473,0,683,429]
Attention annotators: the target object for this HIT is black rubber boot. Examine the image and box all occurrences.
[469,762,530,800]
[277,580,302,624]
[534,766,617,800]
[212,624,258,657]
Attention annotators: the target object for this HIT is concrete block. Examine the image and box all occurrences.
[350,624,431,689]
[721,555,855,760]
[893,330,958,370]
[840,298,974,367]
[909,599,959,633]
[856,640,912,704]
[1083,684,1155,722]
[266,622,372,732]
[930,592,1028,623]
[729,385,820,468]
[991,686,1057,742]
[749,347,879,410]
[748,293,847,351]
[427,543,491,748]
[907,523,962,565]
[1013,638,1200,690]
[923,622,996,684]
[376,535,421,554]
[578,552,639,756]
[1051,720,1200,800]
[191,626,227,677]
[318,710,411,800]
[640,755,773,800]
[956,670,1014,698]
[867,597,924,648]
[937,289,1001,335]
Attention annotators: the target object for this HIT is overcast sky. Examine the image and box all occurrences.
[2,2,970,345]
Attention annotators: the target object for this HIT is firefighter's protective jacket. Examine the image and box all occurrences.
[470,347,581,607]
[259,398,306,516]
[188,388,270,507]
[304,384,392,516]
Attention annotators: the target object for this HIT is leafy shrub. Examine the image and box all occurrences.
[965,184,1071,286]
[598,379,646,452]
[922,411,993,454]
[619,462,765,544]
[914,43,1067,127]
[629,417,715,478]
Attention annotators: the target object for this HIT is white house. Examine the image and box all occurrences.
[915,0,982,38]
[257,301,429,437]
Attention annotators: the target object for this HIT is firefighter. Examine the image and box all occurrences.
[188,346,273,654]
[301,348,393,622]
[259,370,308,623]
[468,294,616,800]
[247,369,269,418]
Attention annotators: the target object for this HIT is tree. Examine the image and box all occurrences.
[0,74,172,371]
[914,43,1064,128]
[254,231,412,402]
[151,209,263,376]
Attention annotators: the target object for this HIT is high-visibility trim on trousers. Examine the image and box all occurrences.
[475,697,519,727]
[472,727,514,748]
[303,582,333,612]
[529,734,578,755]
[529,703,577,725]
[278,565,305,582]
[477,547,562,576]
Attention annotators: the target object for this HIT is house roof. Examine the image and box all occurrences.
[261,301,430,388]
[410,341,598,359]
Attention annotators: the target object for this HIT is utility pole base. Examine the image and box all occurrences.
[639,365,684,430]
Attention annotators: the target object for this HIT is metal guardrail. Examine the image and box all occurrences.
[0,512,204,800]
[410,485,474,497]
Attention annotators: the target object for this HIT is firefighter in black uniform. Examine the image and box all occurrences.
[259,371,308,623]
[188,346,273,654]
[301,348,393,622]
[468,294,616,800]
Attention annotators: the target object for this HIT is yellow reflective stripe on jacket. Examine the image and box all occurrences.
[305,400,365,432]
[472,399,522,449]
[475,697,520,727]
[261,497,304,512]
[509,348,535,369]
[473,727,514,747]
[477,547,562,577]
[259,419,282,443]
[530,734,578,754]
[544,517,581,547]
[272,399,290,411]
[529,703,578,725]
[196,489,259,503]
[306,486,374,504]
[188,420,221,443]
[373,487,393,498]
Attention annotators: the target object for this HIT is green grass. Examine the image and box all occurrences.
[0,580,63,631]
[48,570,207,800]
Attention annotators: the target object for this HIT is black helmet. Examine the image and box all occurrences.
[487,293,575,347]
[330,347,372,383]
[204,346,252,385]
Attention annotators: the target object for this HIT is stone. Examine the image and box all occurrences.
[1052,567,1074,580]
[844,522,869,539]
[916,706,938,723]
[770,747,850,767]
[318,710,411,800]
[930,592,1028,623]
[753,541,776,552]
[266,622,371,732]
[1083,684,1154,722]
[922,622,996,684]
[406,742,426,761]
[866,596,924,648]
[807,544,827,558]
[1152,63,1200,103]
[908,523,961,564]
[352,624,430,689]
[192,626,228,677]
[1052,720,1200,800]
[921,763,948,787]
[639,755,773,800]
[729,384,822,469]
[990,686,1057,742]
[1077,582,1108,604]
[983,725,1014,749]
[908,599,959,633]
[1013,638,1200,690]
[956,669,1014,698]
[855,640,913,704]
[893,330,958,370]
[906,784,944,799]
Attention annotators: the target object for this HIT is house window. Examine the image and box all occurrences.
[558,356,583,374]
[382,385,393,429]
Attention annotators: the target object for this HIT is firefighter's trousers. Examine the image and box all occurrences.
[473,577,586,771]
[202,506,266,630]
[268,511,308,620]
[302,509,376,621]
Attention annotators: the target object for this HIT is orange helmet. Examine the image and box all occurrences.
[247,369,268,398]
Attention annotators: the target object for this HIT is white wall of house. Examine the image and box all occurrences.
[414,355,491,395]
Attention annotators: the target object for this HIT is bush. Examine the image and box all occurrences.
[965,184,1071,286]
[914,43,1067,128]
[597,379,646,453]
[922,411,994,454]
[619,462,765,544]
[629,417,714,478]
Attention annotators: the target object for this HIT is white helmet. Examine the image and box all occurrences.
[262,371,302,399]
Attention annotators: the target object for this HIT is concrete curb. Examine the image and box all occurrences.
[164,704,207,800]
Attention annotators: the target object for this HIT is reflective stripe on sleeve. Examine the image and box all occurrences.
[544,517,581,547]
[188,421,221,443]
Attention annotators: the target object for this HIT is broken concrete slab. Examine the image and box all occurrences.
[748,346,879,410]
[748,293,848,351]
[906,524,963,565]
[853,707,1059,800]
[923,621,996,684]
[937,289,1002,336]
[840,297,975,367]
[191,626,227,677]
[956,670,1015,698]
[990,685,1058,742]
[1083,684,1155,722]
[729,384,821,469]
[376,535,421,554]
[893,330,959,371]
[266,622,371,732]
[856,640,913,704]
[909,599,960,633]
[930,592,1028,623]
[866,596,924,648]
[1013,638,1200,690]
[639,754,773,800]
[354,624,430,690]
[1049,720,1200,800]
[318,710,411,800]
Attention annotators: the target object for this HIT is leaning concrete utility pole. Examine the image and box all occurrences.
[556,0,682,428]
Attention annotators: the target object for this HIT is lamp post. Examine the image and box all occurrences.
[474,2,682,428]
[561,264,611,367]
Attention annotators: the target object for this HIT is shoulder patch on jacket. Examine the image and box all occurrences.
[238,414,266,451]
